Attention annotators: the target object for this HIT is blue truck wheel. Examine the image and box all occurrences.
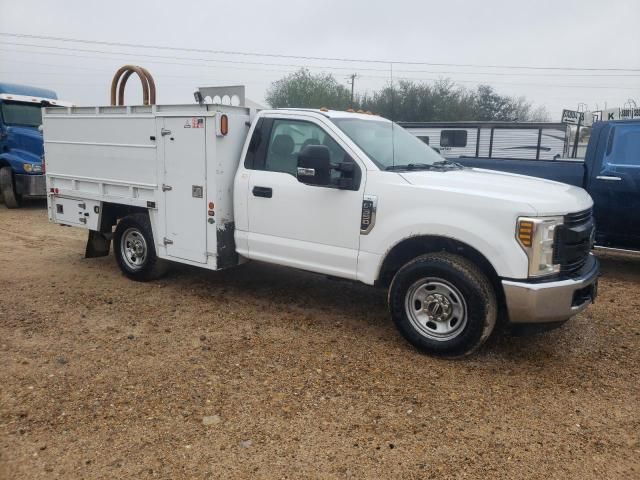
[0,166,22,208]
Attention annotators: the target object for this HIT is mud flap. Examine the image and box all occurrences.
[85,230,112,258]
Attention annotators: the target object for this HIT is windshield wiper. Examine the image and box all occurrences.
[385,163,437,171]
[432,159,464,168]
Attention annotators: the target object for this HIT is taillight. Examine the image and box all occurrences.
[220,114,228,136]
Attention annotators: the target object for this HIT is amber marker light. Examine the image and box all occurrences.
[517,220,534,247]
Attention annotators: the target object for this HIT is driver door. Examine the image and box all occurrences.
[244,117,364,279]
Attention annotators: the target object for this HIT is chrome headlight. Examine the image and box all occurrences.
[516,216,563,277]
[23,163,42,173]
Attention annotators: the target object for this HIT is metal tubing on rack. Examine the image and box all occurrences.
[110,65,156,106]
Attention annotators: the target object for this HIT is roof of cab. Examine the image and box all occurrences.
[264,108,389,122]
[0,82,58,100]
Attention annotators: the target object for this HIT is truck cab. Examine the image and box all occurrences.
[0,83,72,208]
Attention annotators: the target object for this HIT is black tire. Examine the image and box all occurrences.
[0,167,22,208]
[113,213,167,281]
[388,253,497,357]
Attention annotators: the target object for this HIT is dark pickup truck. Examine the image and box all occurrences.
[456,120,640,251]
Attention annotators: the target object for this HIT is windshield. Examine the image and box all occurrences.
[332,118,448,170]
[0,101,43,127]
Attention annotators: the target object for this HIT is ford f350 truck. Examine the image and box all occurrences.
[0,83,73,207]
[43,99,599,356]
[455,120,640,252]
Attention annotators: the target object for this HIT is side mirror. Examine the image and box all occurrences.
[297,145,331,186]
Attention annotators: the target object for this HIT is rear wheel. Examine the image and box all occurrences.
[389,253,497,357]
[0,167,22,208]
[114,213,167,281]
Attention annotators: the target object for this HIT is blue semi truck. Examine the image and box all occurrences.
[454,120,640,252]
[0,83,72,208]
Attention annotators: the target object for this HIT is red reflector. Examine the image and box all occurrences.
[220,114,228,136]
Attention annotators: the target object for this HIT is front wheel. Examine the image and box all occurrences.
[113,213,167,281]
[389,253,497,357]
[0,167,22,208]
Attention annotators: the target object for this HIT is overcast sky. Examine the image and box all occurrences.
[1,0,638,120]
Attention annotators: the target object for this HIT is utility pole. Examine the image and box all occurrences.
[347,73,358,107]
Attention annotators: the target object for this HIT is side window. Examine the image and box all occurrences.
[263,119,349,176]
[244,118,264,169]
[604,126,640,168]
[417,135,430,145]
[440,130,467,148]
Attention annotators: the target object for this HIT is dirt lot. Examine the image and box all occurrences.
[0,202,638,479]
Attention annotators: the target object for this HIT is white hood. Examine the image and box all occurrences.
[399,167,593,216]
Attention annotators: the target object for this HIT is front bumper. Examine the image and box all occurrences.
[15,173,46,197]
[502,254,599,324]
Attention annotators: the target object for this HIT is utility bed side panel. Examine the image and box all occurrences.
[43,111,159,207]
[208,111,250,268]
[43,103,252,271]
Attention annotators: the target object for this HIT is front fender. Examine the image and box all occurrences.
[357,175,534,283]
[0,150,41,173]
[369,213,529,281]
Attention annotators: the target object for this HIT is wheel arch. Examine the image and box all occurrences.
[98,202,149,233]
[376,235,505,305]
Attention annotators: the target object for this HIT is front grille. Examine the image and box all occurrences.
[564,208,592,227]
[553,209,594,274]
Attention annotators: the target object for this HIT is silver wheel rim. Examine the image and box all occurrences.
[121,227,148,271]
[404,277,468,341]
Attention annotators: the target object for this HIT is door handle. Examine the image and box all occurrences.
[595,175,622,181]
[252,186,273,198]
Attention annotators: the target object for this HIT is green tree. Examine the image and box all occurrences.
[265,69,351,109]
[266,70,550,122]
[472,85,549,121]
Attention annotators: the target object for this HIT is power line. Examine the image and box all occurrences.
[2,31,640,72]
[3,42,640,80]
[0,41,387,73]
[5,41,640,78]
[358,73,638,90]
[0,46,298,75]
[2,47,636,92]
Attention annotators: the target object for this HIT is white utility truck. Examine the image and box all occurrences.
[43,96,599,356]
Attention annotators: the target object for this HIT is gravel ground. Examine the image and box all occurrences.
[1,202,639,479]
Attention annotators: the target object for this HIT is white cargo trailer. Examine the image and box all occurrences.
[400,122,569,160]
[44,99,598,357]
